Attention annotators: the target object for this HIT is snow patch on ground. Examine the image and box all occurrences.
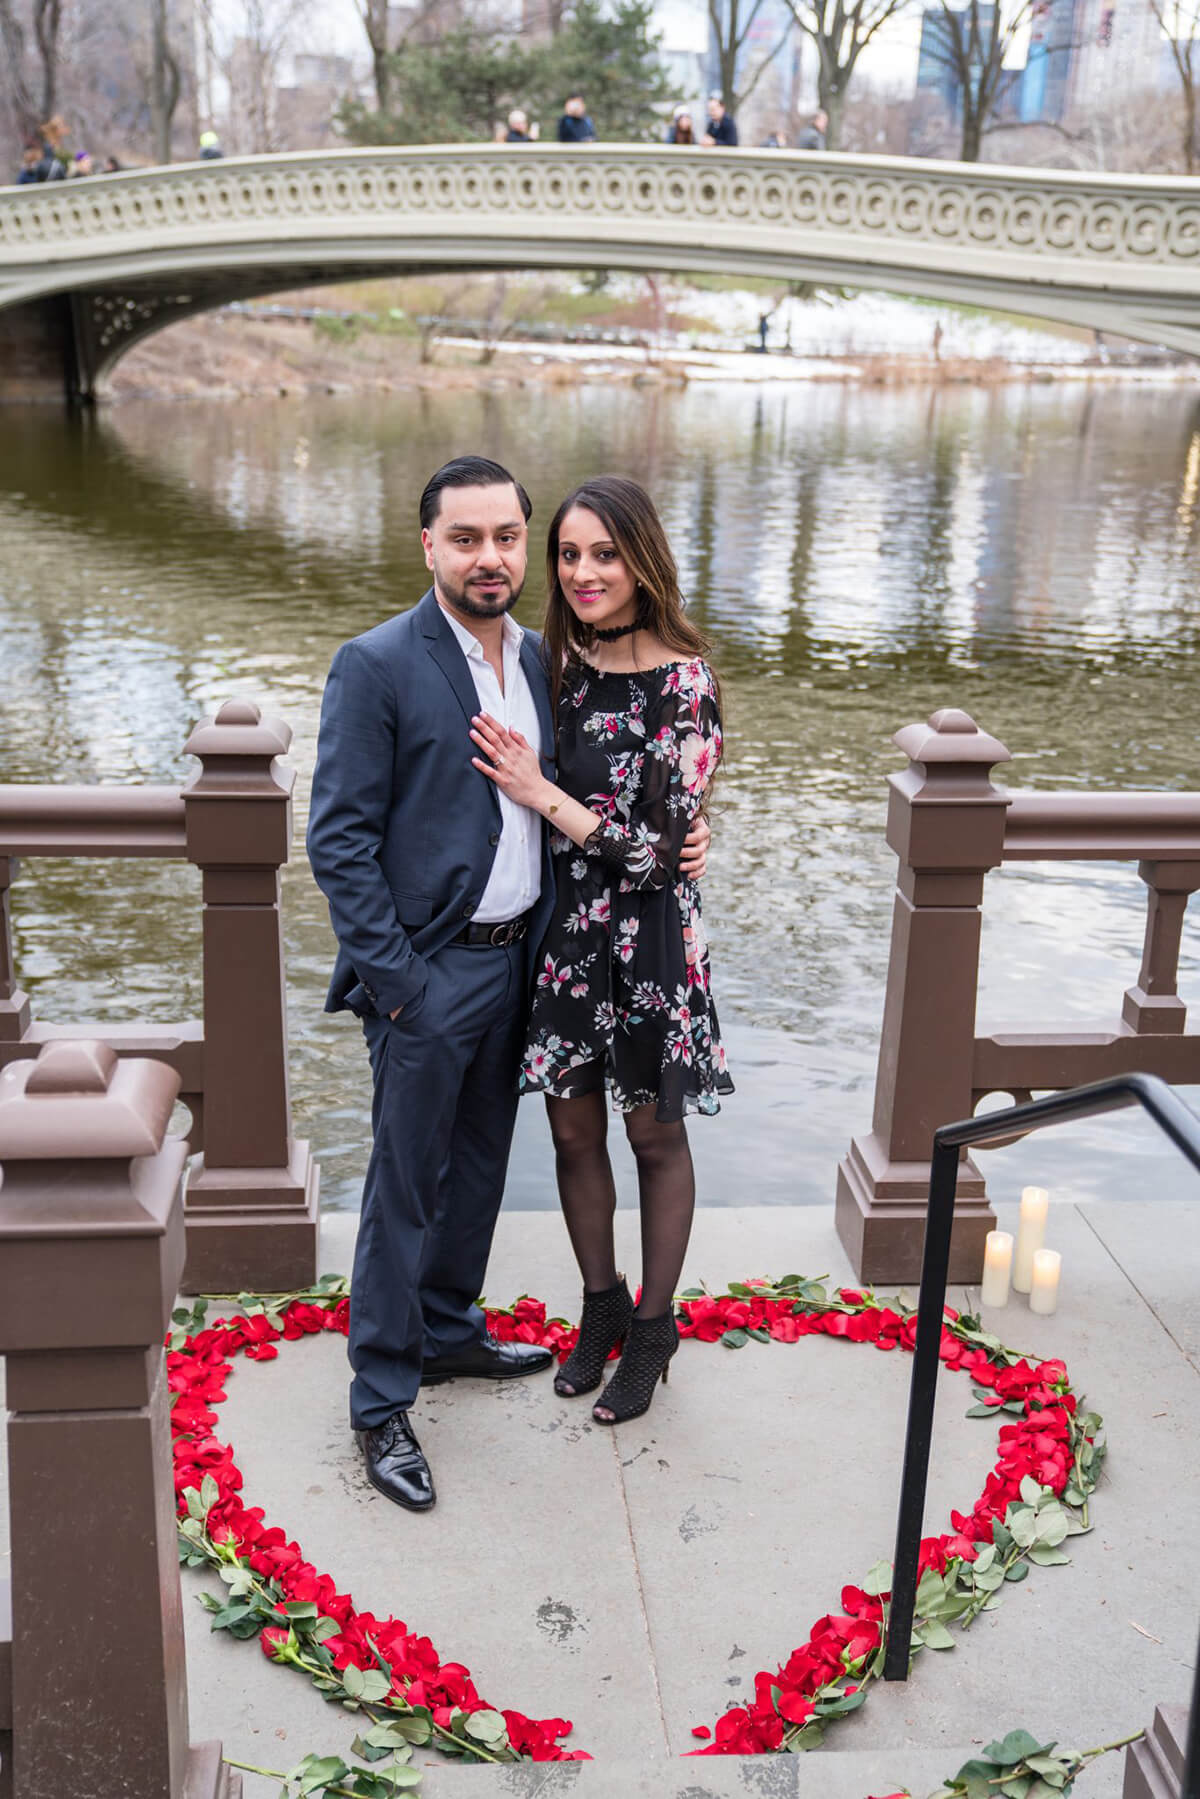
[575,275,1106,362]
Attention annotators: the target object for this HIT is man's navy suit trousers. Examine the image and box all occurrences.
[349,937,530,1429]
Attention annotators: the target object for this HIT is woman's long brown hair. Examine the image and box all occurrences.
[542,475,717,722]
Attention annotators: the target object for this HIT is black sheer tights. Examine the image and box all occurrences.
[545,1083,695,1319]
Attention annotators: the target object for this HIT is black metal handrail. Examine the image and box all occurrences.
[882,1073,1200,1799]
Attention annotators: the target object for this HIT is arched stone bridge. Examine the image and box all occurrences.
[3,143,1200,399]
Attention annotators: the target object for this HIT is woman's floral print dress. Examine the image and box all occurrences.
[520,656,733,1121]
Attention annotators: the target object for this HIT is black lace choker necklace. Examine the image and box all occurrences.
[592,619,640,641]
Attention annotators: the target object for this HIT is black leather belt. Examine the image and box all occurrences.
[450,911,531,948]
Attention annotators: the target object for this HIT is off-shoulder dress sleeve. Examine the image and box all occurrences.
[582,660,721,891]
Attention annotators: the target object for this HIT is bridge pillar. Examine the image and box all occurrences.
[0,296,83,404]
[835,709,1009,1283]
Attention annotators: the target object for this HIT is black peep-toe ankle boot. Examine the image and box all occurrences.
[555,1276,634,1398]
[592,1310,679,1425]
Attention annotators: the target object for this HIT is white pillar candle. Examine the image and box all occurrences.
[1029,1247,1062,1316]
[980,1229,1013,1308]
[1012,1185,1049,1292]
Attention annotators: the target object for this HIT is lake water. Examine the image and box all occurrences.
[1,379,1199,1216]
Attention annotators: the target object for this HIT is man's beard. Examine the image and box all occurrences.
[437,568,524,620]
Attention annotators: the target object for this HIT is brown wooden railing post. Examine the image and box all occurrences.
[1123,1703,1189,1798]
[0,857,29,1043]
[836,708,1010,1283]
[0,1040,240,1799]
[1122,860,1200,1036]
[181,699,319,1293]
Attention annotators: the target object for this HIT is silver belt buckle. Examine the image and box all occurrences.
[489,921,511,947]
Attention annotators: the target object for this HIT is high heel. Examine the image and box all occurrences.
[592,1311,679,1424]
[555,1276,634,1397]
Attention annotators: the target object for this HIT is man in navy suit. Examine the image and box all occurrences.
[308,457,708,1512]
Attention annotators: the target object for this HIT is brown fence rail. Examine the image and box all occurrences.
[836,708,1200,1282]
[0,699,318,1293]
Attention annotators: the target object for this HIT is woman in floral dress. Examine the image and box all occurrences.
[468,475,732,1424]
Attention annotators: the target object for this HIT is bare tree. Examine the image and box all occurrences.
[916,0,1035,161]
[780,0,919,147]
[0,0,39,136]
[1150,0,1200,171]
[707,0,794,114]
[356,0,391,112]
[198,0,314,152]
[0,0,66,134]
[148,0,181,161]
[34,0,63,118]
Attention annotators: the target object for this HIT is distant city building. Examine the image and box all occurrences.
[654,0,710,121]
[1019,0,1076,121]
[1065,0,1166,119]
[915,5,1000,115]
[275,52,356,149]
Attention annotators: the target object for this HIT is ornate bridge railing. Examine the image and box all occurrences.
[2,146,1200,397]
[836,708,1200,1282]
[0,700,319,1290]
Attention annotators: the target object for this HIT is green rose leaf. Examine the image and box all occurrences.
[351,1732,394,1765]
[1008,1508,1037,1549]
[984,1730,1053,1766]
[1004,1560,1030,1582]
[464,1708,508,1744]
[358,1670,393,1704]
[784,1719,825,1751]
[1027,1542,1072,1567]
[292,1755,350,1795]
[953,1758,1007,1799]
[721,1328,749,1348]
[343,1664,367,1699]
[1032,1509,1070,1548]
[862,1558,892,1597]
[918,1620,955,1650]
[1024,1752,1070,1782]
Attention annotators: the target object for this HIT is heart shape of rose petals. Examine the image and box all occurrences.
[168,1278,1092,1765]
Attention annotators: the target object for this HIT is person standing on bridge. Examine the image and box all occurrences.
[701,93,738,146]
[557,92,597,142]
[795,108,828,150]
[306,457,710,1512]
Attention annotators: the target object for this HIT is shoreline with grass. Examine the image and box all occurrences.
[108,274,1194,401]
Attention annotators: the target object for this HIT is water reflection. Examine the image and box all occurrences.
[0,382,1198,1209]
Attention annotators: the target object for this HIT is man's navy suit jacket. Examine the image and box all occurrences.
[307,589,557,1022]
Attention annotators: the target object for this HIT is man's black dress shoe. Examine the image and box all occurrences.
[355,1412,436,1512]
[421,1332,554,1385]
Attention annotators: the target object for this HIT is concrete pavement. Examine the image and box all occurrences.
[174,1198,1200,1798]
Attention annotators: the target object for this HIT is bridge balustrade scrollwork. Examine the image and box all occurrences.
[1,146,1200,397]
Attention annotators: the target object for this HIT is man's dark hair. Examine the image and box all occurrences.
[565,91,584,102]
[419,456,532,531]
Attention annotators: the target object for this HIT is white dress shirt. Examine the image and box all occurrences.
[440,604,544,922]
